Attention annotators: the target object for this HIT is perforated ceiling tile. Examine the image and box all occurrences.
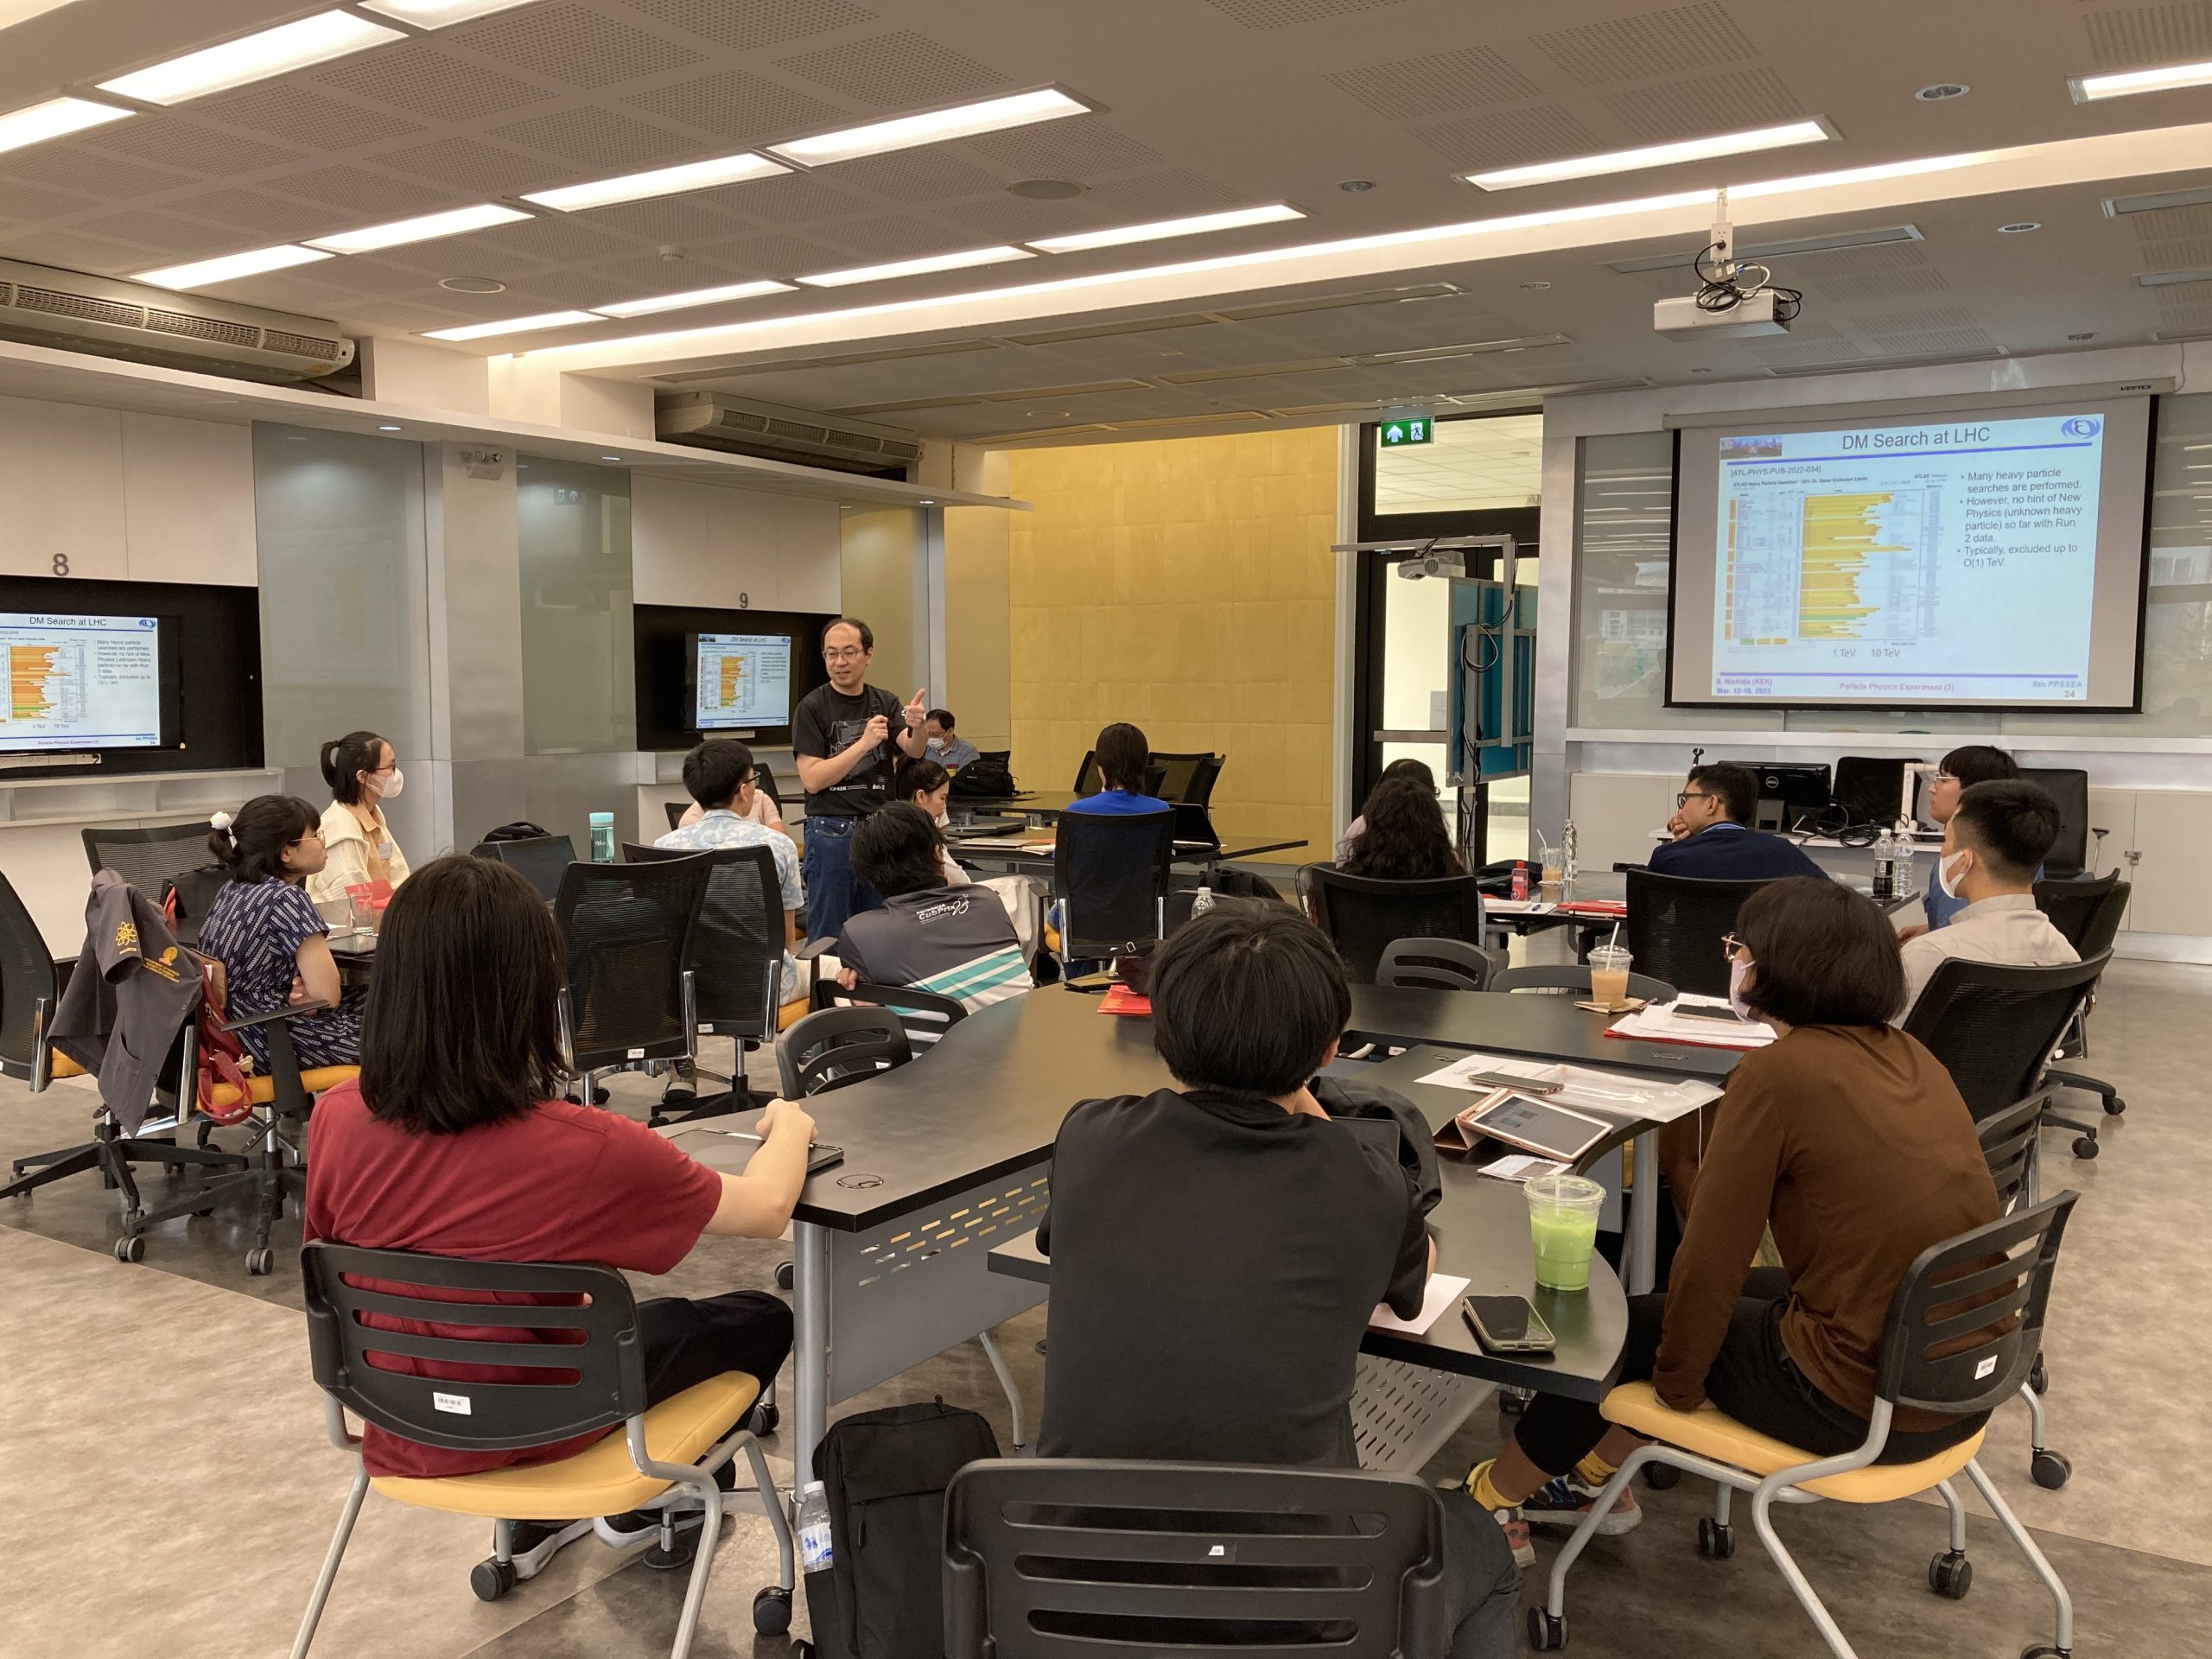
[693,230,844,275]
[446,2,702,87]
[815,213,985,258]
[1743,330,1862,365]
[1854,306,1998,356]
[1408,105,1599,169]
[315,45,549,121]
[69,210,248,256]
[579,192,752,242]
[777,29,1007,106]
[339,298,477,331]
[2083,1,2212,71]
[963,116,1162,179]
[78,118,302,179]
[0,230,156,275]
[620,0,877,49]
[623,68,849,143]
[2153,280,2212,330]
[1813,265,1951,302]
[1324,45,1542,119]
[588,250,761,293]
[197,85,425,150]
[1,148,195,202]
[1530,2,1758,86]
[290,256,449,296]
[1603,67,1803,142]
[728,171,874,224]
[493,105,707,167]
[2131,202,2212,270]
[1779,242,1949,302]
[828,149,1006,205]
[1203,0,1412,26]
[1084,168,1248,219]
[941,194,1109,240]
[471,213,640,264]
[0,181,97,224]
[264,165,458,220]
[376,137,568,194]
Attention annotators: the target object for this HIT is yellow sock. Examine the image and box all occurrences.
[1465,1459,1513,1512]
[1575,1452,1618,1487]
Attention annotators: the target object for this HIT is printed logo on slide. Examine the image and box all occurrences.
[1719,435,1785,458]
[2060,416,2101,438]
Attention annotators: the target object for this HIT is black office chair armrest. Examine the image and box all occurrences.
[794,938,837,962]
[222,1000,334,1033]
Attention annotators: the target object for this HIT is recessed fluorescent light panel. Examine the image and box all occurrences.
[597,279,797,318]
[1465,118,1834,190]
[768,88,1089,167]
[136,244,331,289]
[0,96,130,156]
[360,0,540,23]
[307,203,531,253]
[2072,59,2212,102]
[524,152,787,212]
[797,245,1035,288]
[1029,203,1306,253]
[423,310,601,341]
[98,10,403,105]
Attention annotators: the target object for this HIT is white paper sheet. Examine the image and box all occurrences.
[1413,1051,1719,1126]
[1478,1154,1570,1184]
[1610,995,1777,1051]
[1417,1052,1568,1091]
[1369,1273,1471,1336]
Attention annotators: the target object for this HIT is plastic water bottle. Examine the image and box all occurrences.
[1872,829,1900,900]
[1191,885,1215,918]
[1561,819,1579,884]
[1890,833,1916,903]
[797,1481,833,1573]
[588,810,615,864]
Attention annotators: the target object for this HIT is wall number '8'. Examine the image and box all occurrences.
[51,554,68,575]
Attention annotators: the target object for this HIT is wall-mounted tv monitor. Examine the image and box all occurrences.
[634,603,833,751]
[0,611,173,751]
[1666,396,2155,711]
[690,631,793,731]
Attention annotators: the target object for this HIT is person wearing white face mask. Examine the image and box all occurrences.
[1896,779,2075,1018]
[308,728,413,906]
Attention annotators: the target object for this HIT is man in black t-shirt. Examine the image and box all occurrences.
[1037,903,1518,1658]
[790,615,928,941]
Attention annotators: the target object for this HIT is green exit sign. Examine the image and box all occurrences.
[1379,416,1433,447]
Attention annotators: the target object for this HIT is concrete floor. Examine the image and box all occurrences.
[3,957,2208,1658]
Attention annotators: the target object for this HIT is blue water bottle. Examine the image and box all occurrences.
[588,810,615,863]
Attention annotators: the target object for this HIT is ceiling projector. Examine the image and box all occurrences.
[1654,187,1801,341]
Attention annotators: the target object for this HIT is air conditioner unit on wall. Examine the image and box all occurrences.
[0,259,355,384]
[654,390,922,478]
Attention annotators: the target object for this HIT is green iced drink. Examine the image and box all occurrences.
[1526,1172,1606,1294]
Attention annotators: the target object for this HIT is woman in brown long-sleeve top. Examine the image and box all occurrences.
[1460,877,1999,1568]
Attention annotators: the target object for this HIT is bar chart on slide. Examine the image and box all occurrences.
[1723,486,1940,647]
[0,613,162,749]
[4,640,86,726]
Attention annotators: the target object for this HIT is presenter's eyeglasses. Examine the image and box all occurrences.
[823,645,868,663]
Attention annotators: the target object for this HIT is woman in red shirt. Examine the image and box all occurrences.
[305,854,815,1583]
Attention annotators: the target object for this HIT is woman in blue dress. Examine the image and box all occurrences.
[197,796,365,1071]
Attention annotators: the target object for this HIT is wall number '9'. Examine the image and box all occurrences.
[51,554,68,575]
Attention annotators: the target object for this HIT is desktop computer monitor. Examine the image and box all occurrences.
[1753,762,1833,833]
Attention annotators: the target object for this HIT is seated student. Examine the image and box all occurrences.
[197,796,365,1071]
[923,707,979,771]
[1904,744,2026,937]
[1064,721,1170,817]
[1037,903,1516,1657]
[657,739,805,1001]
[896,754,971,887]
[304,855,812,1581]
[1336,756,1434,861]
[308,728,412,906]
[1337,772,1464,880]
[1647,761,1826,880]
[834,802,1029,1011]
[1898,779,2076,1014]
[1464,879,1999,1562]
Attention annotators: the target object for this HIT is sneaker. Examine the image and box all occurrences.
[505,1518,593,1580]
[1494,1505,1535,1570]
[1521,1473,1642,1535]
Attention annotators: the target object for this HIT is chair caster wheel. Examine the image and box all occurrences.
[2031,1450,2071,1490]
[792,1643,816,1659]
[114,1235,143,1263]
[2028,1357,2049,1395]
[2020,1646,2068,1659]
[750,1402,780,1435]
[752,1586,792,1636]
[1527,1607,1567,1650]
[775,1261,795,1290]
[591,1085,610,1105]
[1929,1549,1971,1599]
[2103,1095,2125,1115]
[2071,1135,2098,1160]
[246,1247,273,1275]
[1643,1463,1681,1491]
[470,1557,517,1602]
[1698,1517,1735,1560]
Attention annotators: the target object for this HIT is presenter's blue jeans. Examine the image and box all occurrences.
[800,814,881,943]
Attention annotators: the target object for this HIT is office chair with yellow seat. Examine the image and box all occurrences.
[292,1243,797,1659]
[1527,1192,2082,1659]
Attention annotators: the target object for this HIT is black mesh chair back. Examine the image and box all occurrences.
[554,853,713,1071]
[626,842,784,1039]
[2033,874,2129,958]
[301,1243,645,1452]
[82,822,218,902]
[0,868,59,1081]
[1149,752,1224,807]
[1977,1094,2043,1213]
[1833,755,1916,828]
[2019,768,2090,878]
[815,978,967,1051]
[1054,809,1175,958]
[944,1459,1452,1659]
[664,800,687,833]
[1875,1192,2077,1417]
[1376,937,1497,993]
[1302,866,1485,986]
[776,1006,912,1097]
[1623,869,1776,999]
[1491,963,1679,1003]
[1901,953,2108,1121]
[474,834,579,903]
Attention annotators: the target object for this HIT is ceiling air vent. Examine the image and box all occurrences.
[0,259,355,384]
[655,391,923,478]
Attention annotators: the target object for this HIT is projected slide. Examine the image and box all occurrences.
[1707,412,2108,702]
[695,632,791,729]
[0,613,162,751]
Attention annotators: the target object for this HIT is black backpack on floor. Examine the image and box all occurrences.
[804,1399,1000,1659]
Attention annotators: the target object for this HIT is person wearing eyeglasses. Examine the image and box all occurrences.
[791,616,930,943]
[1645,761,1825,880]
[1900,744,2031,938]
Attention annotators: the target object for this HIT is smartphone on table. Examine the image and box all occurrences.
[1463,1295,1556,1355]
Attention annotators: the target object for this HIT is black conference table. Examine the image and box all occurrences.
[672,983,1720,1487]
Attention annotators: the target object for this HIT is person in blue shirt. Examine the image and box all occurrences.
[1646,762,1826,881]
[1063,721,1171,817]
[1903,744,2031,938]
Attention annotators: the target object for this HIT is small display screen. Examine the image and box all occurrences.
[693,632,792,729]
[0,612,163,751]
[1468,1093,1610,1162]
